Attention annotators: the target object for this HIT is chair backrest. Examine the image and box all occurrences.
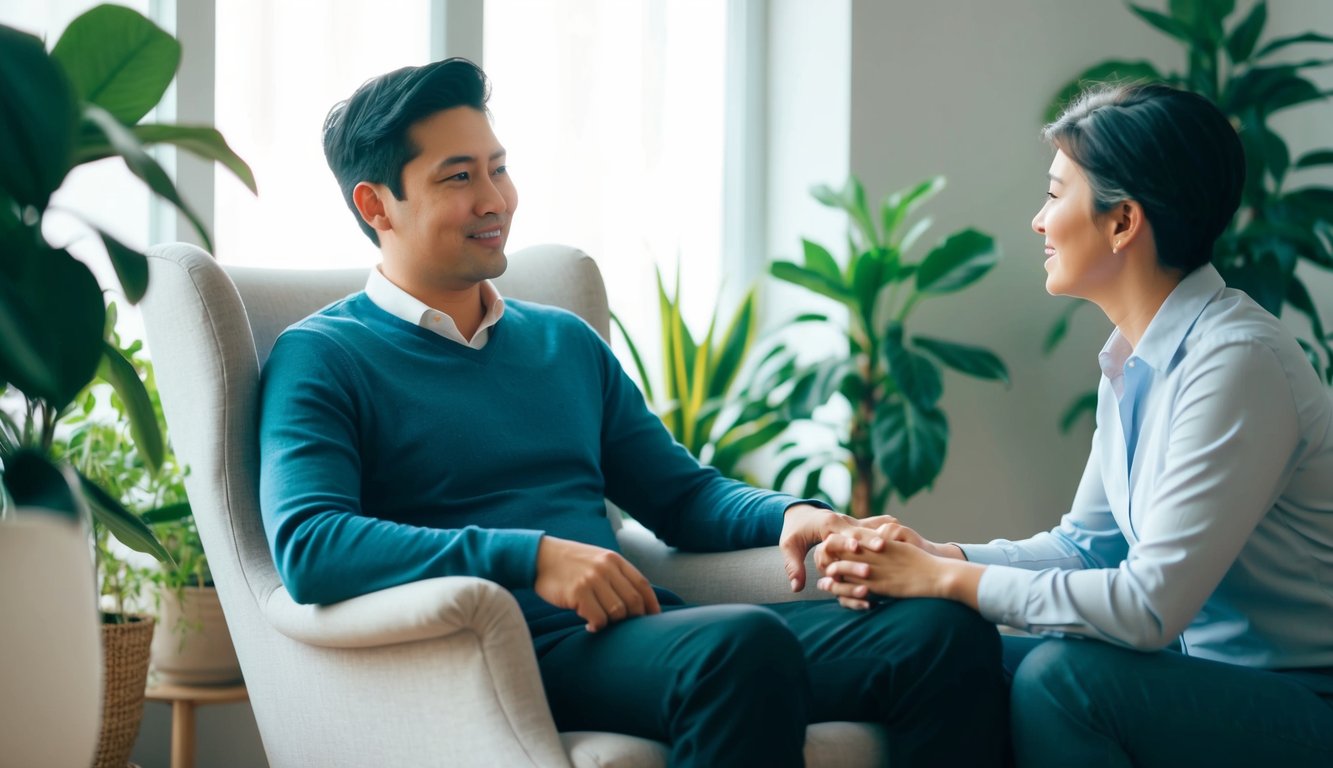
[141,242,610,624]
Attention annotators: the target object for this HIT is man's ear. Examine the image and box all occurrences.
[352,182,392,235]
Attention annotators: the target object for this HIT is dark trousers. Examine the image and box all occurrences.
[1002,635,1333,768]
[535,598,1007,767]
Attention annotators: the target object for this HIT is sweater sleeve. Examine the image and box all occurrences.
[258,327,543,605]
[590,325,798,551]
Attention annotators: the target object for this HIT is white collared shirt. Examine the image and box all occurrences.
[364,267,506,349]
[964,264,1333,668]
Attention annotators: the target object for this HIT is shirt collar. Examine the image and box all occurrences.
[1098,262,1225,378]
[364,266,506,344]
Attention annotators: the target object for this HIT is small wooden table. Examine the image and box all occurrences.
[144,681,249,768]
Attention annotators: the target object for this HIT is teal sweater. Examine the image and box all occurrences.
[258,294,798,624]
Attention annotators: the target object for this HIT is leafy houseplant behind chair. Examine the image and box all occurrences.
[0,6,253,767]
[769,175,1009,518]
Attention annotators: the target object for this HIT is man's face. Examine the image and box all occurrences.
[376,106,518,291]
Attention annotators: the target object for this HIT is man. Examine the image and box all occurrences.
[259,57,1005,766]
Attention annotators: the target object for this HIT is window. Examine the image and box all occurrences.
[483,0,731,365]
[212,0,433,268]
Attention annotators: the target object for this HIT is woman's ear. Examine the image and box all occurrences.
[353,182,392,235]
[1107,200,1145,254]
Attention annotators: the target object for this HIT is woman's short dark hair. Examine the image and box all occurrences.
[323,58,490,245]
[1043,82,1244,273]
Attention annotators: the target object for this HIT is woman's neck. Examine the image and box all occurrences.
[1095,257,1183,349]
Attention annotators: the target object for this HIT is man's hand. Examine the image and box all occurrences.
[778,505,895,592]
[533,536,661,632]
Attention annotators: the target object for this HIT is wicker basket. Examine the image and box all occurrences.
[95,616,155,768]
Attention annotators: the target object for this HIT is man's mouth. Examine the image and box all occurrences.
[469,228,503,240]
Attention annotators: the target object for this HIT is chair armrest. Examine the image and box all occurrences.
[261,575,524,649]
[617,521,826,605]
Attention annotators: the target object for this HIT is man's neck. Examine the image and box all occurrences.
[378,265,487,341]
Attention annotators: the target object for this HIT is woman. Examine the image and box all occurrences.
[817,83,1333,766]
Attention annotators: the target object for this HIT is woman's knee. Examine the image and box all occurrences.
[1010,639,1119,715]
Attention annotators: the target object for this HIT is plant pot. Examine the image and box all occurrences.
[96,615,155,768]
[151,585,242,685]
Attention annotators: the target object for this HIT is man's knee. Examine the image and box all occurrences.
[864,597,1001,667]
[687,605,804,680]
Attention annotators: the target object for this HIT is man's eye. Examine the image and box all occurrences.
[444,171,469,182]
[494,165,508,175]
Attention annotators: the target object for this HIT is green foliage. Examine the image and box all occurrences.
[0,6,252,554]
[55,321,202,616]
[770,176,1008,517]
[1045,0,1333,432]
[612,268,792,483]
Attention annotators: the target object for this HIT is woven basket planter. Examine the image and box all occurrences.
[95,616,155,768]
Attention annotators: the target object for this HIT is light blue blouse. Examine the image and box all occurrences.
[964,264,1333,668]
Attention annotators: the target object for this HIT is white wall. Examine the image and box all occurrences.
[825,0,1333,544]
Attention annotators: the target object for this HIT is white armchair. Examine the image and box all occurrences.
[140,242,887,767]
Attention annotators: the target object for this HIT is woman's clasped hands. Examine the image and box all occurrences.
[815,517,976,610]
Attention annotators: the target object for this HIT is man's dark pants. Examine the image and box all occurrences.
[534,598,1007,766]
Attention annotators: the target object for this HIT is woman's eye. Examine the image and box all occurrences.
[1045,192,1057,200]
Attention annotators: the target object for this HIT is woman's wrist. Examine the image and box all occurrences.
[931,541,968,560]
[935,559,984,609]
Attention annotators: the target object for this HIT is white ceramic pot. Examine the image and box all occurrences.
[150,585,242,685]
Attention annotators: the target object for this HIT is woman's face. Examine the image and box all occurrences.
[1032,150,1118,299]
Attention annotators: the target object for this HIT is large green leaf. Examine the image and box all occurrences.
[711,418,788,477]
[1225,66,1321,115]
[94,227,148,303]
[610,312,655,404]
[801,239,842,284]
[709,288,757,400]
[1225,0,1266,63]
[1168,0,1232,46]
[771,260,853,303]
[916,229,999,294]
[0,26,78,209]
[872,397,948,501]
[1043,300,1086,355]
[78,470,171,563]
[0,246,105,410]
[1131,4,1202,45]
[2,449,81,521]
[1295,149,1333,169]
[1043,60,1164,123]
[96,341,164,474]
[786,358,854,420]
[75,123,258,194]
[81,103,213,252]
[1059,391,1099,434]
[883,324,942,410]
[50,4,180,126]
[1254,32,1333,60]
[882,176,945,243]
[914,335,1010,385]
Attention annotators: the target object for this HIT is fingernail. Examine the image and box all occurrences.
[791,579,800,591]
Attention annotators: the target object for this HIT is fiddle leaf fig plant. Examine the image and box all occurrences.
[1044,0,1333,429]
[771,176,1008,518]
[0,5,254,561]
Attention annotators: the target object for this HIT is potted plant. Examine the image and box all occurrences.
[1042,0,1333,429]
[611,268,794,484]
[768,176,1009,518]
[0,6,253,766]
[62,321,241,686]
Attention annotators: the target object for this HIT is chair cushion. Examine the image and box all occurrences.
[562,721,888,767]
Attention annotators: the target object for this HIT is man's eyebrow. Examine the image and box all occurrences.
[434,149,508,170]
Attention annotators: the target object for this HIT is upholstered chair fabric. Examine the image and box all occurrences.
[140,242,886,767]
